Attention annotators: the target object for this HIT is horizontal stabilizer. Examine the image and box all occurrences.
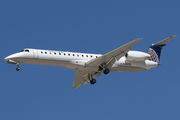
[148,35,177,63]
[153,35,177,46]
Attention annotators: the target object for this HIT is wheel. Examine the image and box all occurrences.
[90,79,96,85]
[16,67,20,71]
[103,68,110,75]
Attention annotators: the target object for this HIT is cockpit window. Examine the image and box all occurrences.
[19,49,29,52]
[24,49,29,52]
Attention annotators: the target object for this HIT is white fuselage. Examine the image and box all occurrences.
[4,48,158,72]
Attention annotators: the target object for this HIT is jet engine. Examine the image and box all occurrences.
[125,51,151,61]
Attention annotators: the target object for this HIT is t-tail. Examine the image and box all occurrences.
[147,36,177,63]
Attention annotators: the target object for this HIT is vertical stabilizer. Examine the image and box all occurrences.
[147,36,177,63]
[147,44,165,63]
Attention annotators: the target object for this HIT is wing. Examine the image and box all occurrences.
[73,38,142,89]
[85,38,142,69]
[73,71,88,89]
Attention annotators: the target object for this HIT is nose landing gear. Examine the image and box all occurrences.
[6,60,21,71]
[16,63,21,71]
[16,66,20,71]
[88,73,96,85]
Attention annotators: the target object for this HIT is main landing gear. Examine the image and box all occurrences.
[99,63,110,75]
[103,68,110,75]
[90,79,96,85]
[88,74,96,85]
[16,64,21,71]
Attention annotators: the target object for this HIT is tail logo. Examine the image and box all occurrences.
[147,36,176,63]
[147,48,159,63]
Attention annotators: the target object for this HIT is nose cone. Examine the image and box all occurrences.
[4,56,10,61]
[4,52,24,61]
[4,55,15,61]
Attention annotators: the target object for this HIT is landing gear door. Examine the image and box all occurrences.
[33,50,39,59]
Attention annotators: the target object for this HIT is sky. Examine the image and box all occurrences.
[0,0,180,120]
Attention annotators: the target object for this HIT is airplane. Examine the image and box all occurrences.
[4,36,176,89]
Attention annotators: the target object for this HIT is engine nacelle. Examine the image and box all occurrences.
[125,51,151,61]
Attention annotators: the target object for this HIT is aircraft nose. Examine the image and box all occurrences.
[4,54,16,61]
[4,56,9,61]
[4,53,24,61]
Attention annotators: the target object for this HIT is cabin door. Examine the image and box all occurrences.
[33,50,39,59]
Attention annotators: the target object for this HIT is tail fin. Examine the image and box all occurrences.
[147,36,177,63]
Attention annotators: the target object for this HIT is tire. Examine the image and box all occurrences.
[103,69,110,75]
[16,67,20,71]
[90,79,96,85]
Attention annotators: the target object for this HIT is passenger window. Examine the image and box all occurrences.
[73,54,75,56]
[41,51,43,54]
[64,53,66,55]
[86,55,88,57]
[77,55,79,57]
[54,52,56,55]
[59,53,61,55]
[91,56,93,57]
[96,56,98,58]
[25,50,29,52]
[68,54,70,56]
[45,52,47,54]
[82,55,84,57]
